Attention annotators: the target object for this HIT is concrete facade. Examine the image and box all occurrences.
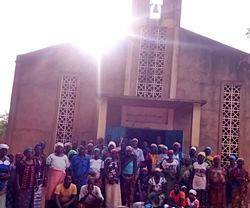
[6,0,250,170]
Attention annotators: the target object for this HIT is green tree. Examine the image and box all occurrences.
[0,113,8,139]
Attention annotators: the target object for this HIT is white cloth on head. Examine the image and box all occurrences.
[0,144,9,149]
[108,141,116,148]
[189,189,197,196]
[46,153,69,172]
[54,142,64,149]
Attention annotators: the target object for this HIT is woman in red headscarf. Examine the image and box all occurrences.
[208,155,226,207]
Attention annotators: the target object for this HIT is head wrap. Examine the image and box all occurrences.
[229,154,237,161]
[87,142,94,147]
[213,155,220,161]
[0,144,9,150]
[181,185,187,190]
[94,148,100,153]
[126,146,133,151]
[131,138,139,143]
[204,146,212,151]
[15,152,24,160]
[189,189,197,196]
[64,142,72,147]
[190,146,197,151]
[198,151,206,157]
[150,143,157,148]
[68,149,77,157]
[173,142,181,148]
[162,145,168,150]
[54,142,64,149]
[237,158,244,162]
[108,141,116,148]
[23,147,34,155]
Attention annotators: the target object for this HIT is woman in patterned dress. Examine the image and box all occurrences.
[208,155,226,207]
[104,148,122,208]
[16,147,38,208]
[161,149,179,195]
[231,158,249,208]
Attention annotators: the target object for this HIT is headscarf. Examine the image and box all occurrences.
[213,155,220,161]
[94,148,101,153]
[0,144,9,150]
[108,141,116,148]
[173,142,181,148]
[198,151,206,157]
[23,147,34,156]
[189,189,197,196]
[68,149,77,157]
[190,146,197,151]
[237,158,244,162]
[54,142,64,149]
[204,146,212,152]
[64,142,72,148]
[229,155,237,161]
[131,138,139,143]
[151,143,157,148]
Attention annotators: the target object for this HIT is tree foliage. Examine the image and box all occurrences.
[0,113,8,139]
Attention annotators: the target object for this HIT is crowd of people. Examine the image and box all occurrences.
[0,137,248,208]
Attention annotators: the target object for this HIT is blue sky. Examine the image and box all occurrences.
[0,0,249,114]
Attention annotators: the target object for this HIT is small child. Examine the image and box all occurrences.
[186,189,200,208]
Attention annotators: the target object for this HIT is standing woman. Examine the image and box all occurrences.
[90,148,102,187]
[16,147,38,208]
[231,158,249,208]
[0,144,10,208]
[225,155,236,207]
[104,148,122,208]
[45,142,69,207]
[208,156,226,208]
[121,146,137,207]
[70,145,90,192]
[192,152,209,207]
[33,144,46,208]
[161,150,179,194]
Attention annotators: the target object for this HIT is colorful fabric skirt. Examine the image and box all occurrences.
[45,168,66,200]
[17,188,34,208]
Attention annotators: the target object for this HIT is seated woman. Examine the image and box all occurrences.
[78,177,104,208]
[169,183,186,207]
[148,168,167,207]
[54,175,77,208]
[186,189,200,208]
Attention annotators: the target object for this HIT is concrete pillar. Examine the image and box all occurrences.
[191,103,201,146]
[97,98,108,138]
[169,27,180,99]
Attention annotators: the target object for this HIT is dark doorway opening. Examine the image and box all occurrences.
[106,126,183,150]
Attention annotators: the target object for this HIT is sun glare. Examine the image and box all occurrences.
[66,0,133,59]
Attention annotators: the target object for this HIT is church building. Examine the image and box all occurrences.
[6,0,250,168]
